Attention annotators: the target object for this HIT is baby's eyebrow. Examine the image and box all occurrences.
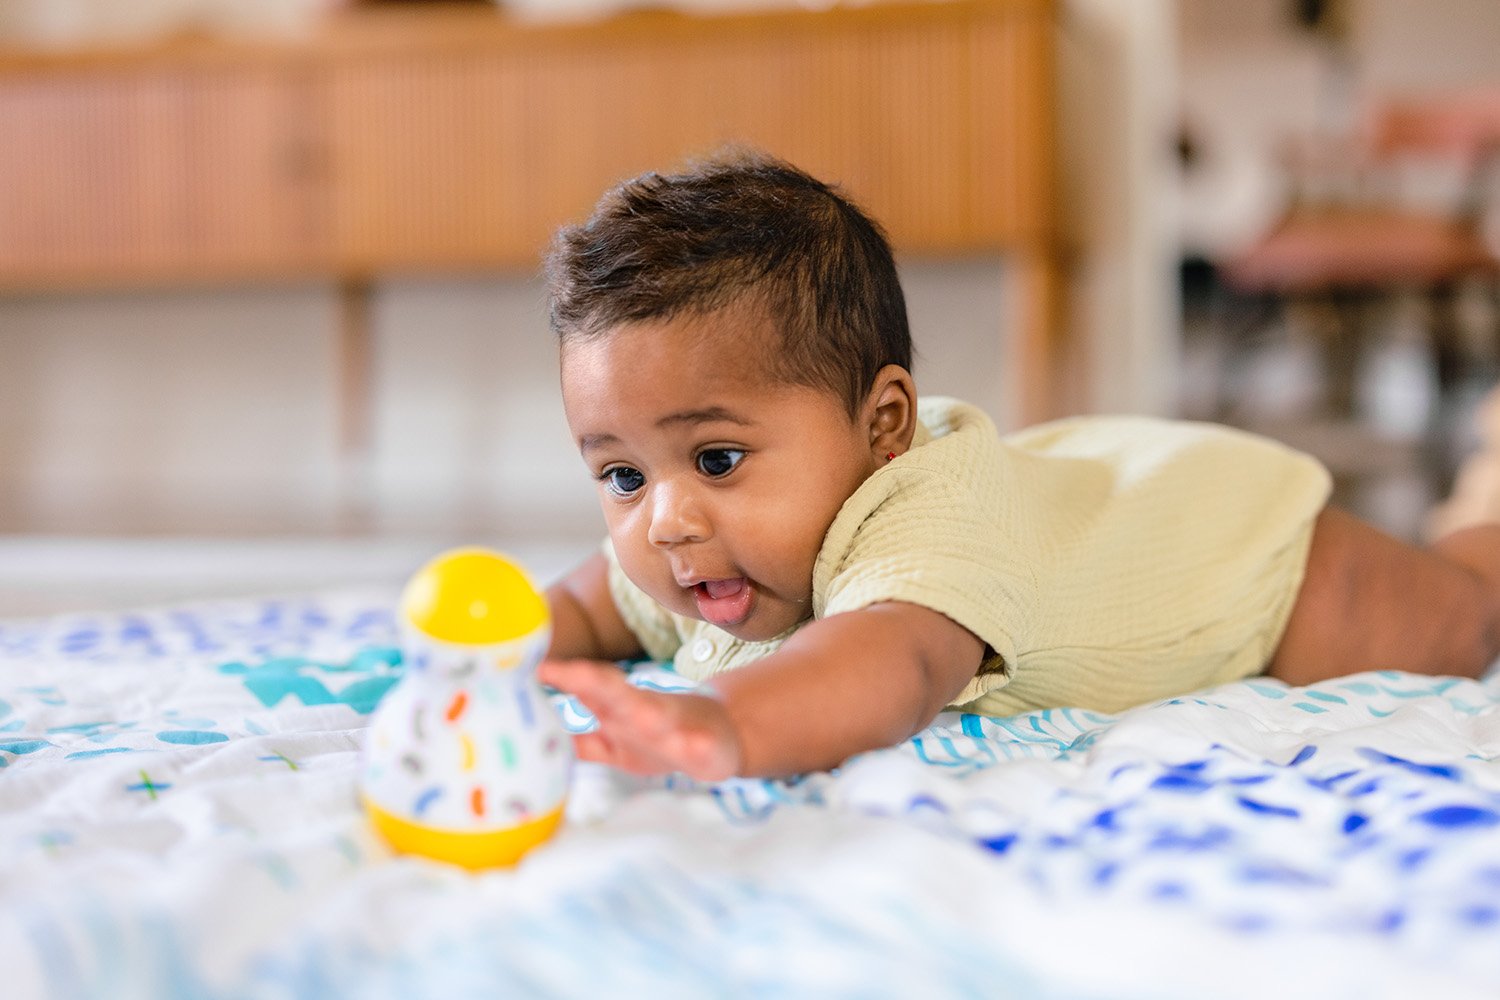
[656,407,753,430]
[577,432,621,455]
[578,407,753,455]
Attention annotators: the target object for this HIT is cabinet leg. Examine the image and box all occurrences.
[1010,250,1066,426]
[335,279,375,530]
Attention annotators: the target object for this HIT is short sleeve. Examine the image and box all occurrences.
[812,459,1031,709]
[602,540,684,663]
[811,399,1335,717]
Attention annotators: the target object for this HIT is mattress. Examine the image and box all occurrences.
[2,589,1498,999]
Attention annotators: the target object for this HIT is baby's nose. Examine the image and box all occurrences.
[646,483,710,547]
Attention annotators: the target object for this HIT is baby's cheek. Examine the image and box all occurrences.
[758,537,819,605]
[613,542,679,609]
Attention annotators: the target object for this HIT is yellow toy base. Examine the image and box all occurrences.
[365,798,565,870]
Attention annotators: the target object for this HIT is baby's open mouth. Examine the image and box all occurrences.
[693,578,753,628]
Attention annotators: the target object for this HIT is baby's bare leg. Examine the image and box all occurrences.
[1266,507,1500,687]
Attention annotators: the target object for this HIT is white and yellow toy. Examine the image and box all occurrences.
[362,547,572,869]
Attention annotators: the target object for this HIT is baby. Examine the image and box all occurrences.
[535,150,1500,781]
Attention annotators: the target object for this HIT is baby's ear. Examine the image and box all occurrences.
[864,365,918,460]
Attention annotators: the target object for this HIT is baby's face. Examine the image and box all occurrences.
[560,305,879,642]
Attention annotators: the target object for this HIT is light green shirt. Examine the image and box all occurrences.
[606,398,1331,716]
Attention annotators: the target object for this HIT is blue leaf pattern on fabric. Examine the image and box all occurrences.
[4,594,1500,996]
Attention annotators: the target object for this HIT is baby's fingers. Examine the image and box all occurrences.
[568,708,675,775]
[541,659,674,737]
[539,658,632,711]
[569,730,620,767]
[539,659,740,779]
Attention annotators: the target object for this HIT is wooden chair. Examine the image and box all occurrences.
[1220,90,1500,473]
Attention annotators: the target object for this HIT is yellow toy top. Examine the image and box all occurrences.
[400,547,549,645]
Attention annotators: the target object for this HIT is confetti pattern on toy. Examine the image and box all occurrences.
[360,570,571,843]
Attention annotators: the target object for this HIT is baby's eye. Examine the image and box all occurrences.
[696,448,745,478]
[600,466,646,497]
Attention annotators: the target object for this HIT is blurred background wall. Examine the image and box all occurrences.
[1180,0,1500,262]
[2,0,1498,613]
[1177,0,1500,534]
[0,0,1067,551]
[0,259,1020,537]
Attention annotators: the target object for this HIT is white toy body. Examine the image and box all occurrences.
[361,549,572,868]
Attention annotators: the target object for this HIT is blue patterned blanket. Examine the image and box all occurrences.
[2,591,1499,999]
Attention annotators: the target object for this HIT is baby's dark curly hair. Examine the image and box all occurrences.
[544,149,912,417]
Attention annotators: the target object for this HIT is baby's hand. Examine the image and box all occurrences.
[539,659,742,781]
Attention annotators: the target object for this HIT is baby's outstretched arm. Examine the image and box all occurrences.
[544,552,646,663]
[540,601,984,779]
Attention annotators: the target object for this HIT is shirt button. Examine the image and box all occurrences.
[691,638,716,662]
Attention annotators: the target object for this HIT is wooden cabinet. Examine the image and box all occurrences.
[0,0,1061,426]
[320,1,1055,274]
[325,53,529,272]
[0,60,327,286]
[0,1,1056,273]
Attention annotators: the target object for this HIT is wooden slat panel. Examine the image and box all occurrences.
[328,1,1051,273]
[0,0,1057,314]
[327,56,528,272]
[0,73,179,281]
[184,68,328,274]
[0,66,325,288]
[975,6,1054,243]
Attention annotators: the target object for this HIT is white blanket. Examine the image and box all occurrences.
[3,590,1499,999]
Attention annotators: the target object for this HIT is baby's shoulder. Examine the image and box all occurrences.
[1006,412,1220,445]
[1001,414,1305,467]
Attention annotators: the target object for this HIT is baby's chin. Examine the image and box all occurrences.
[642,577,812,643]
[648,593,799,644]
[706,599,812,644]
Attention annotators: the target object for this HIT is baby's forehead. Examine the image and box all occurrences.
[558,296,859,418]
[565,302,783,367]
